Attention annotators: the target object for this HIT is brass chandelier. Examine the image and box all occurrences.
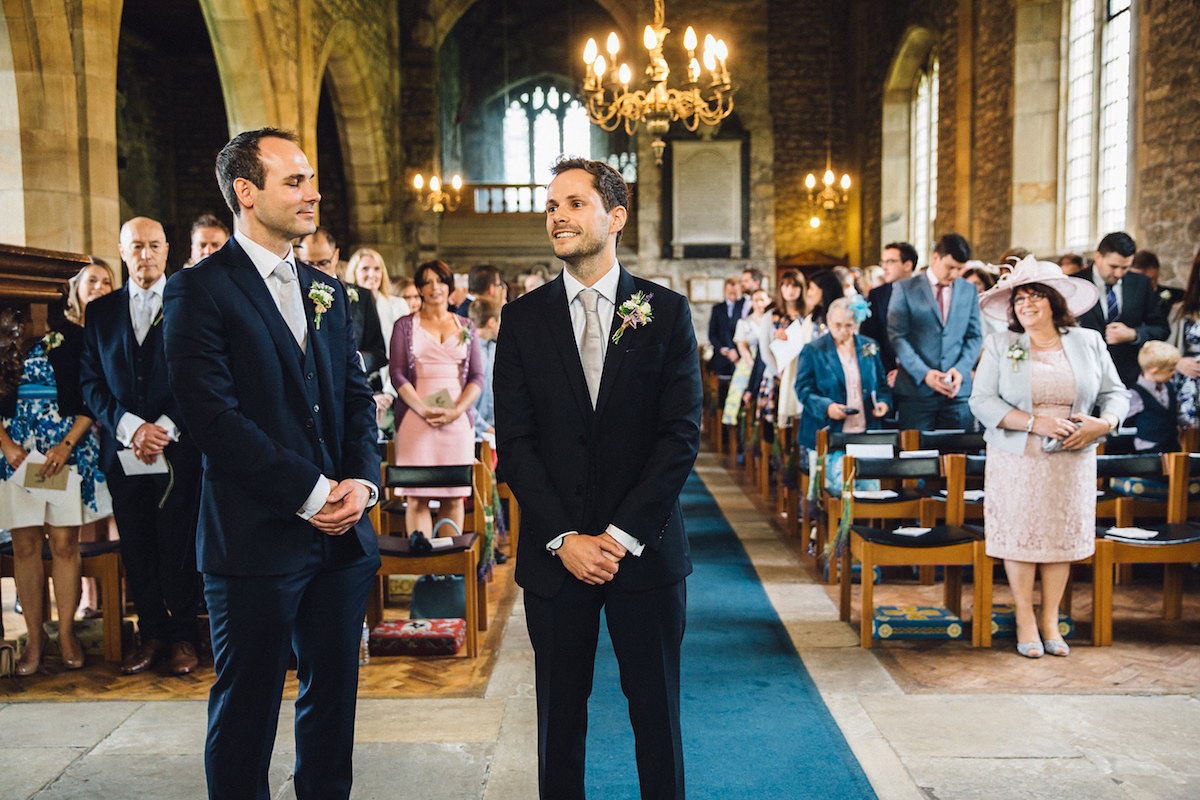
[581,0,734,166]
[411,171,463,214]
[804,145,851,228]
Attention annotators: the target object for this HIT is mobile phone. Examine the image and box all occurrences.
[843,407,860,415]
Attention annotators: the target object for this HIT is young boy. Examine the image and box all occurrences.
[1127,340,1181,452]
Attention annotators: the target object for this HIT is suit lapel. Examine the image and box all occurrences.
[224,238,307,392]
[544,276,593,422]
[916,277,943,328]
[299,262,339,446]
[823,338,847,401]
[595,268,637,417]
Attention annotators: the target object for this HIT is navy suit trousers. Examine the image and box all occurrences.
[203,534,378,800]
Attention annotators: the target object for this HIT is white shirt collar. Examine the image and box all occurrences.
[562,261,620,307]
[234,229,296,282]
[128,273,167,299]
[926,267,950,289]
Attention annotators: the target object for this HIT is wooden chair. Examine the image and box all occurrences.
[0,539,125,663]
[814,429,903,580]
[1092,452,1200,646]
[838,453,986,648]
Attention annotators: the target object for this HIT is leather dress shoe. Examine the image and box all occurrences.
[169,641,199,675]
[120,639,165,675]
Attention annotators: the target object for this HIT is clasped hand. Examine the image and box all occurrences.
[131,422,171,464]
[1031,414,1108,450]
[558,532,627,585]
[924,367,962,398]
[311,479,370,536]
[421,405,458,428]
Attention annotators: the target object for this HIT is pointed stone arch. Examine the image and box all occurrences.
[880,26,935,250]
[198,0,279,132]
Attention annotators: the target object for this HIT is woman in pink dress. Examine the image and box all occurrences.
[390,260,484,538]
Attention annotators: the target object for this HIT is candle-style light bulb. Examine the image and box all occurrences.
[715,39,728,61]
[413,173,424,190]
[823,169,835,186]
[584,38,598,65]
[684,26,698,52]
[840,174,851,191]
[809,216,821,229]
[593,55,607,77]
[703,50,716,73]
[451,175,463,191]
[618,63,632,87]
[606,32,620,57]
[804,173,816,190]
[643,25,657,50]
[430,176,441,193]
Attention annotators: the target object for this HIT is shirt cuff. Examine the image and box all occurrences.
[546,531,577,553]
[154,415,181,441]
[298,476,332,520]
[115,412,147,448]
[607,524,645,557]
[351,478,379,508]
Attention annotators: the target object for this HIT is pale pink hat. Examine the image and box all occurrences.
[977,254,1100,322]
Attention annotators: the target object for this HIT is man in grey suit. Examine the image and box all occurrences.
[888,233,983,430]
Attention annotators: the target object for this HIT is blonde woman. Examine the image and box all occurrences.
[346,247,407,353]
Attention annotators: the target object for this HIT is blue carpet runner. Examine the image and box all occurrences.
[584,473,878,798]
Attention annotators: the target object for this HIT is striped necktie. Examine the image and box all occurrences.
[1105,285,1119,324]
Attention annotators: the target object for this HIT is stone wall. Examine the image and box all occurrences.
[971,0,1015,262]
[1136,0,1200,285]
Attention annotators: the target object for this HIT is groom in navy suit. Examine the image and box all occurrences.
[163,128,380,800]
[888,232,983,430]
[495,157,701,799]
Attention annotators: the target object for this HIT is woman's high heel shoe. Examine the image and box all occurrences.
[1042,638,1070,657]
[16,633,48,676]
[60,631,85,670]
[1016,641,1044,659]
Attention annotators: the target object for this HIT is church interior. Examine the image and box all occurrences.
[2,0,1200,798]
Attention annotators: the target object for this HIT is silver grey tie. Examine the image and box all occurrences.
[272,261,307,352]
[134,292,157,345]
[580,288,604,408]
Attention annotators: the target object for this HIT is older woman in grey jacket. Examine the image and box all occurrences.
[970,257,1129,658]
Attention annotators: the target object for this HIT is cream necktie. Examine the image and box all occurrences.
[272,261,307,352]
[580,288,604,408]
[134,291,158,345]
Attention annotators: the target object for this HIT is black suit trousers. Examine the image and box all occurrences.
[203,535,378,800]
[106,442,202,644]
[524,575,687,800]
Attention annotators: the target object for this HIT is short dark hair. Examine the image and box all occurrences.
[741,268,764,286]
[414,259,454,292]
[469,296,501,328]
[468,264,502,295]
[884,241,919,270]
[965,267,997,291]
[215,128,298,217]
[933,233,971,263]
[1060,253,1085,269]
[1132,250,1160,271]
[1097,231,1136,257]
[774,270,806,316]
[191,213,229,237]
[549,156,628,245]
[1007,282,1077,334]
[299,227,337,252]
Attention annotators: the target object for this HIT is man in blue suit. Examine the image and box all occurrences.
[163,128,381,800]
[81,216,203,676]
[887,233,983,430]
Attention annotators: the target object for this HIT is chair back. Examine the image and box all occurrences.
[1095,453,1166,479]
[914,429,985,453]
[385,464,474,488]
[843,455,940,481]
[1098,433,1137,455]
[827,430,902,452]
[1164,452,1195,524]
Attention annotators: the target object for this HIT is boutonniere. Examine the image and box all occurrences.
[612,290,654,344]
[859,341,878,358]
[458,321,473,346]
[1160,289,1173,303]
[152,309,164,328]
[346,286,360,303]
[42,330,64,352]
[308,281,335,330]
[1006,342,1028,371]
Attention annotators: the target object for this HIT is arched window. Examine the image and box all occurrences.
[909,53,939,261]
[502,84,593,185]
[1063,0,1132,251]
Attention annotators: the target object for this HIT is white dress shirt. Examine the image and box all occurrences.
[548,263,644,557]
[1092,269,1123,316]
[116,274,180,448]
[233,230,378,519]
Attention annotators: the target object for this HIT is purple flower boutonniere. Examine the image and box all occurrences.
[309,281,335,330]
[612,291,654,344]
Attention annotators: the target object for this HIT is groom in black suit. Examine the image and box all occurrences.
[495,157,701,800]
[163,128,380,800]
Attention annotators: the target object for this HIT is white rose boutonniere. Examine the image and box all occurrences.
[859,341,878,359]
[612,290,654,344]
[42,330,64,352]
[308,281,335,330]
[1006,342,1028,372]
[346,286,360,303]
[1160,289,1173,303]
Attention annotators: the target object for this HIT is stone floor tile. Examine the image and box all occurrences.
[89,701,208,755]
[900,755,1128,800]
[861,695,1080,759]
[842,739,927,800]
[481,696,539,800]
[30,753,261,800]
[0,702,141,749]
[354,699,505,742]
[800,647,905,696]
[784,619,863,648]
[349,742,492,799]
[0,747,83,800]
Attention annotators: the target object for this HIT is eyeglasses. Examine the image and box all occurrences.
[309,259,334,269]
[1013,291,1049,305]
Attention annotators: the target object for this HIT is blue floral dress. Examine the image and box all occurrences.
[0,342,108,521]
[1175,317,1200,428]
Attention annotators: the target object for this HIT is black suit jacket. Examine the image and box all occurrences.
[163,238,381,576]
[293,268,387,388]
[80,286,189,473]
[494,268,702,599]
[707,297,743,376]
[861,283,897,372]
[1074,268,1170,386]
[1,323,87,419]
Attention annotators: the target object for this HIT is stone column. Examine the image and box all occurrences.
[1010,0,1061,255]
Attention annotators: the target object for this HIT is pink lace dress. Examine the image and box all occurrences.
[983,347,1096,562]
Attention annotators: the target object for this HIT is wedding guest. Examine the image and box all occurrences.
[1169,246,1200,430]
[389,259,484,538]
[470,297,502,440]
[861,241,917,390]
[970,257,1127,658]
[806,269,844,329]
[1,281,112,674]
[396,277,422,316]
[346,247,406,434]
[794,296,891,453]
[1131,249,1183,320]
[965,266,997,294]
[66,261,117,619]
[722,287,768,425]
[182,213,230,269]
[1124,341,1180,452]
[1059,253,1086,276]
[757,271,810,435]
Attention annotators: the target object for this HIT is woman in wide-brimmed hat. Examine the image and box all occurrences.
[969,256,1129,659]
